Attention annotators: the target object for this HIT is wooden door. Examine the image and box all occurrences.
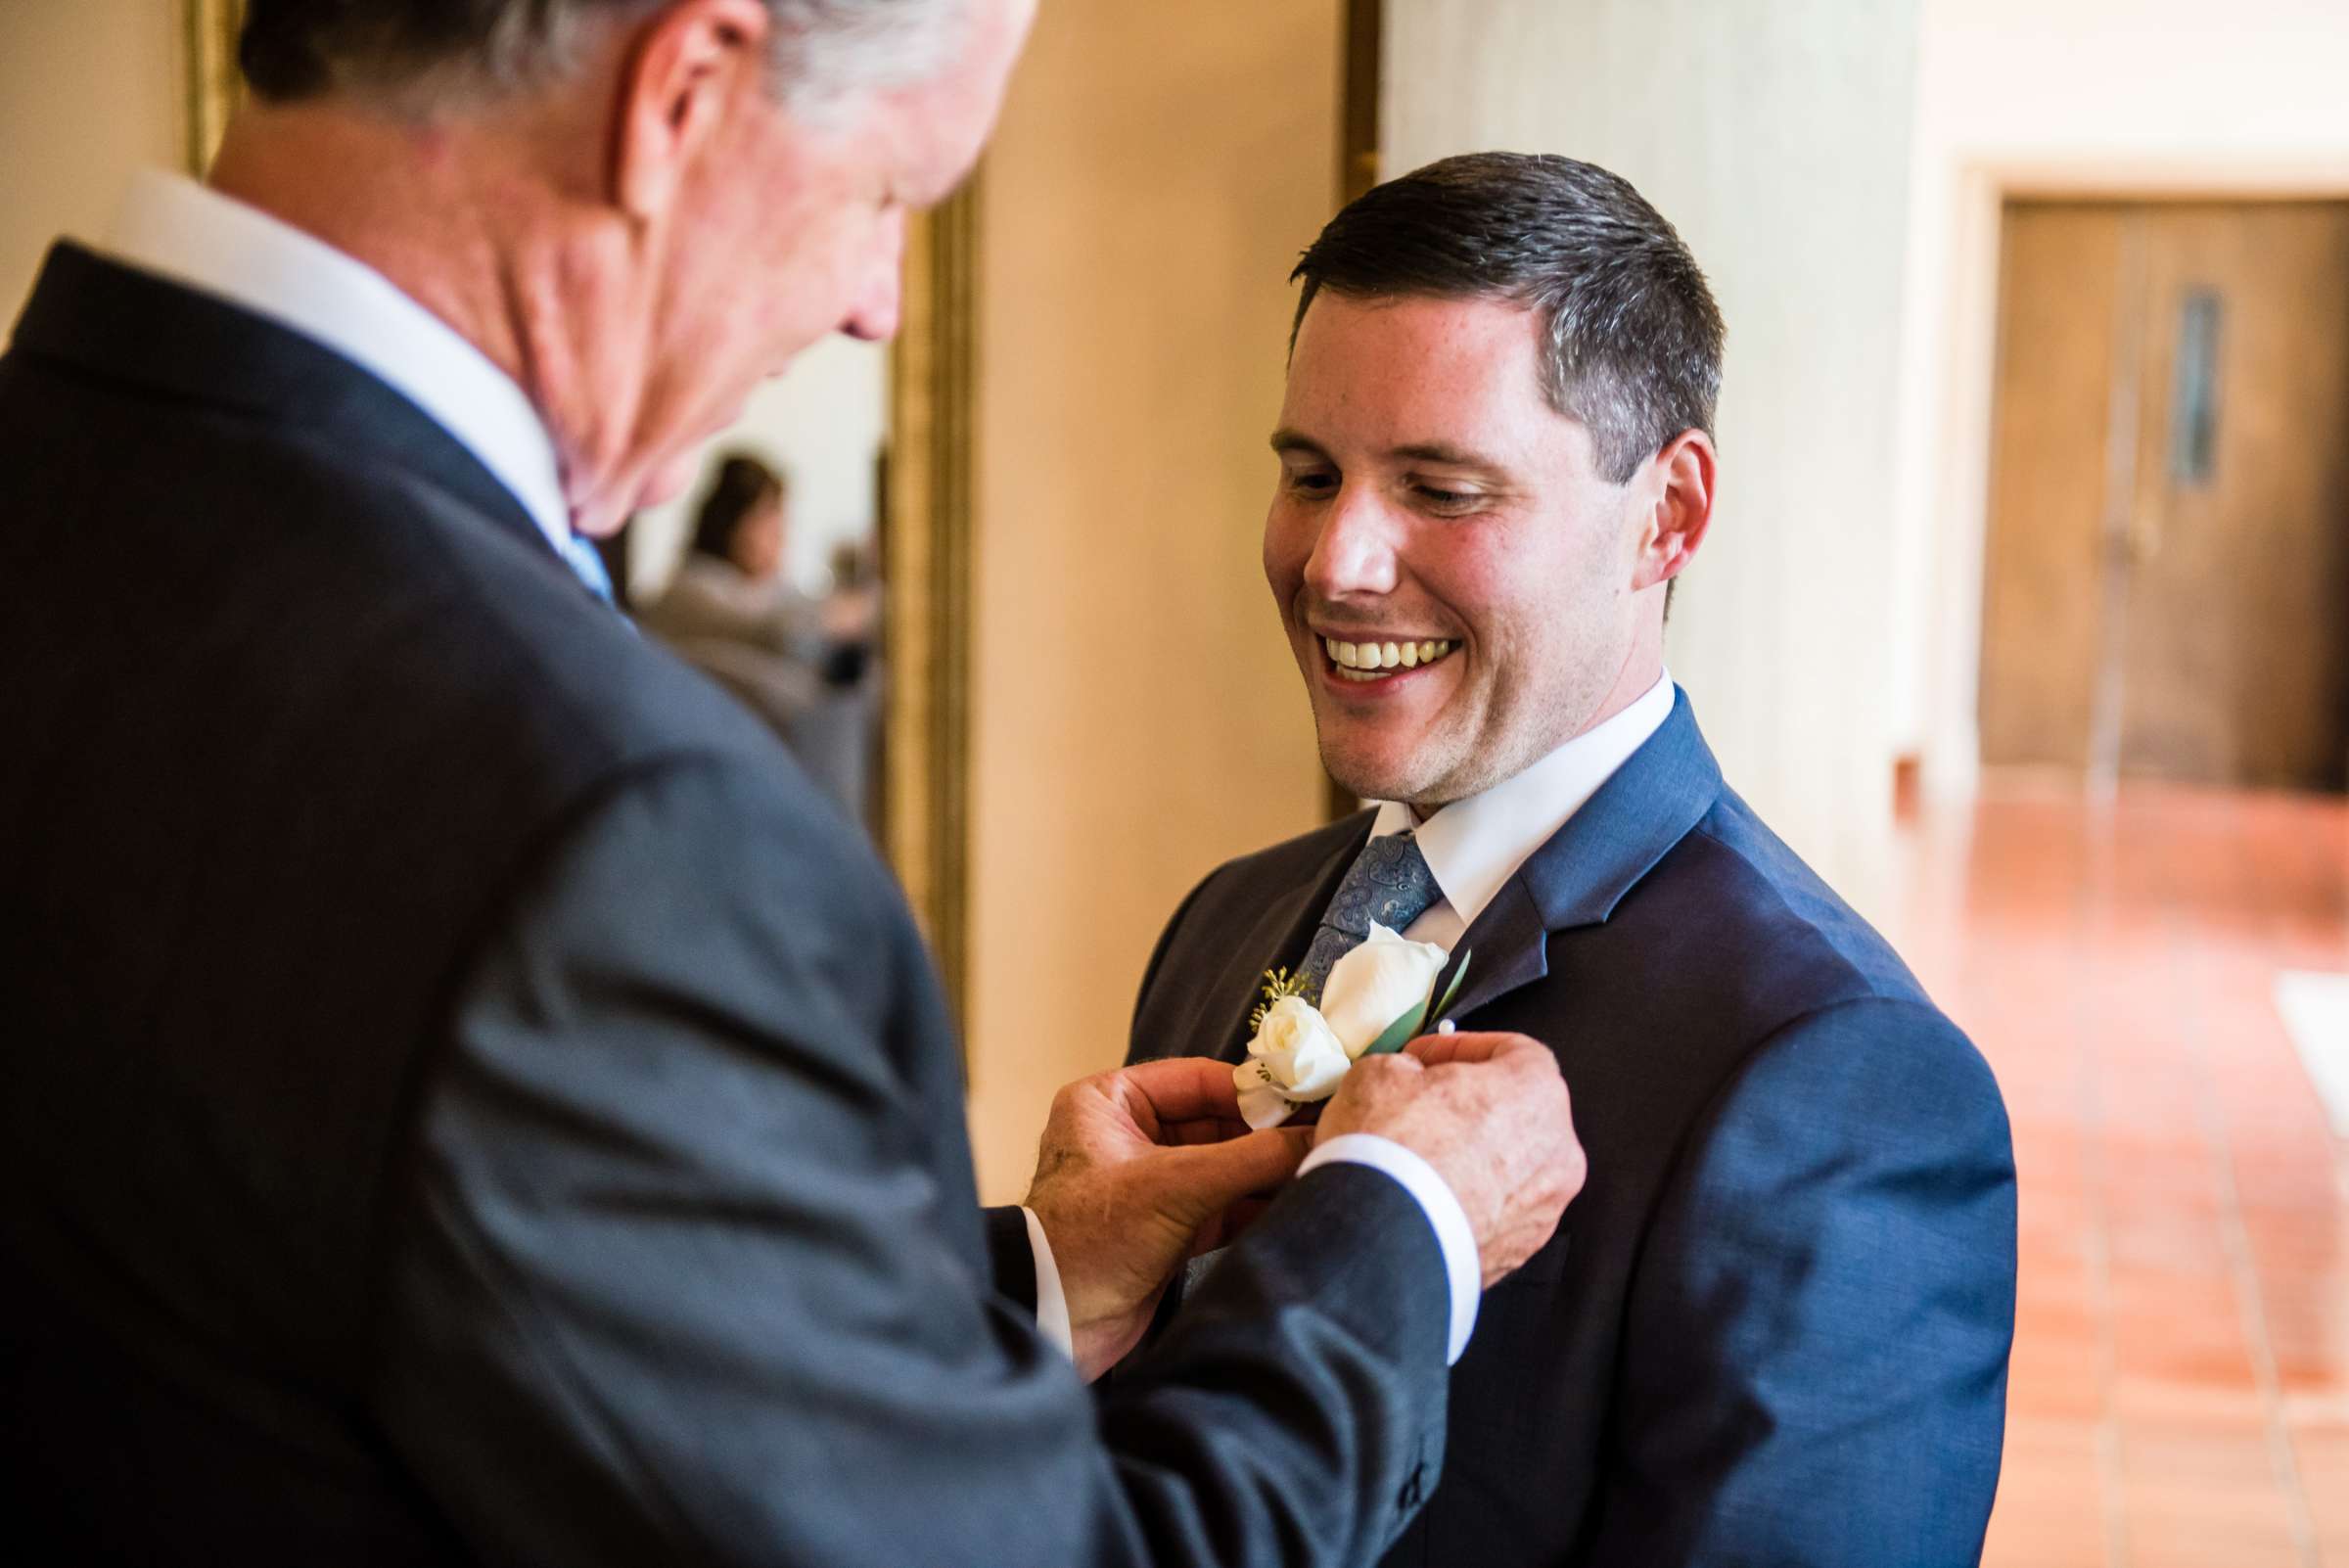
[1979,200,2349,792]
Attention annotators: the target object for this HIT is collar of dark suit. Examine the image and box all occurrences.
[1439,686,1723,1018]
[7,242,556,567]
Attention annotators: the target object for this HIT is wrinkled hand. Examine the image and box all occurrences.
[1315,1032,1585,1287]
[1025,1058,1311,1380]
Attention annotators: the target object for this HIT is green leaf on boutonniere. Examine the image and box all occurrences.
[1360,949,1473,1056]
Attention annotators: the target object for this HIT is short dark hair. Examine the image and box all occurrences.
[690,453,786,562]
[1292,152,1724,484]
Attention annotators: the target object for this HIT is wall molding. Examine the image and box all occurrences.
[183,0,245,176]
[886,190,979,1032]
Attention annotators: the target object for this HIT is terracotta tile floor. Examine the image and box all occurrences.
[1885,778,2349,1568]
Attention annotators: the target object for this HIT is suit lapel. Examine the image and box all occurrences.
[1441,877,1551,1022]
[1202,815,1374,1063]
[1439,690,1726,1023]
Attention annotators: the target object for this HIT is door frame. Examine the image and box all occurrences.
[1920,157,2349,800]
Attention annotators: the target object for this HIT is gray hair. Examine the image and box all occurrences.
[238,0,974,117]
[1290,152,1725,485]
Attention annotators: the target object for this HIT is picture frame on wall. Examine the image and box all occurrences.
[183,0,246,176]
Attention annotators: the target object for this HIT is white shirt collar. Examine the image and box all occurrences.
[1370,669,1677,938]
[104,170,572,556]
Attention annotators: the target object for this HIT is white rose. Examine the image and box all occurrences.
[1232,1060,1293,1130]
[1318,924,1451,1056]
[1249,995,1353,1097]
[1233,995,1355,1129]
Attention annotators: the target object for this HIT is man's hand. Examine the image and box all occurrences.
[1316,1032,1585,1287]
[1025,1059,1310,1380]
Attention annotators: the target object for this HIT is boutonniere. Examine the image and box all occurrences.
[1232,925,1472,1130]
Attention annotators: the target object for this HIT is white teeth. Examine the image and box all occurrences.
[1323,634,1457,675]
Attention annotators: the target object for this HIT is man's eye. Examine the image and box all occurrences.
[1415,484,1481,509]
[1284,470,1338,495]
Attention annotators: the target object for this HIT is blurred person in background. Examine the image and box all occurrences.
[644,451,879,813]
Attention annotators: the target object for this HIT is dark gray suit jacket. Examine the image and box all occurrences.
[1130,695,2018,1567]
[0,245,1451,1565]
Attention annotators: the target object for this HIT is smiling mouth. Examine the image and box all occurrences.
[1320,635,1459,683]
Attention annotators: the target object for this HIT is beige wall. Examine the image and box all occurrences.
[1890,0,2349,798]
[961,0,1341,1201]
[1,1,184,340]
[1382,0,1925,907]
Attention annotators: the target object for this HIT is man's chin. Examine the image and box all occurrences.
[1315,733,1441,807]
[641,451,704,510]
[571,493,629,540]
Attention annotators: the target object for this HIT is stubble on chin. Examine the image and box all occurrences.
[1298,653,1460,809]
[1313,705,1451,810]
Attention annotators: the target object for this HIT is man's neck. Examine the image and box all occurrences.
[207,101,650,533]
[1577,628,1668,752]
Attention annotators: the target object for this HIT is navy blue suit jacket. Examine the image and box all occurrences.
[1129,694,2018,1567]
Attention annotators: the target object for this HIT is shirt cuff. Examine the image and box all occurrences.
[1299,1132,1481,1364]
[1020,1206,1075,1360]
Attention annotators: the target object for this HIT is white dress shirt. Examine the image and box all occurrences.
[96,170,1484,1367]
[1372,671,1678,948]
[105,170,573,556]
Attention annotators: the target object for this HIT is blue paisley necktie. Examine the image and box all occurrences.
[1294,830,1444,1000]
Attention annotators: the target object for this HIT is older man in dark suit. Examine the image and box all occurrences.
[0,5,1589,1563]
[1128,153,2019,1567]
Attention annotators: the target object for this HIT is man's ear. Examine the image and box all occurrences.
[1632,429,1716,593]
[612,0,773,223]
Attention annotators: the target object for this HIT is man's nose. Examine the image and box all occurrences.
[842,209,907,343]
[1303,483,1401,601]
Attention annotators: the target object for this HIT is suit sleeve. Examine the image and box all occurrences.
[369,755,1450,1568]
[982,1206,1039,1314]
[1582,996,2017,1568]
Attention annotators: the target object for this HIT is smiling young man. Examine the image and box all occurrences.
[1127,153,2020,1567]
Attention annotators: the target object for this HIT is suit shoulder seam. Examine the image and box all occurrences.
[1678,818,1914,1009]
